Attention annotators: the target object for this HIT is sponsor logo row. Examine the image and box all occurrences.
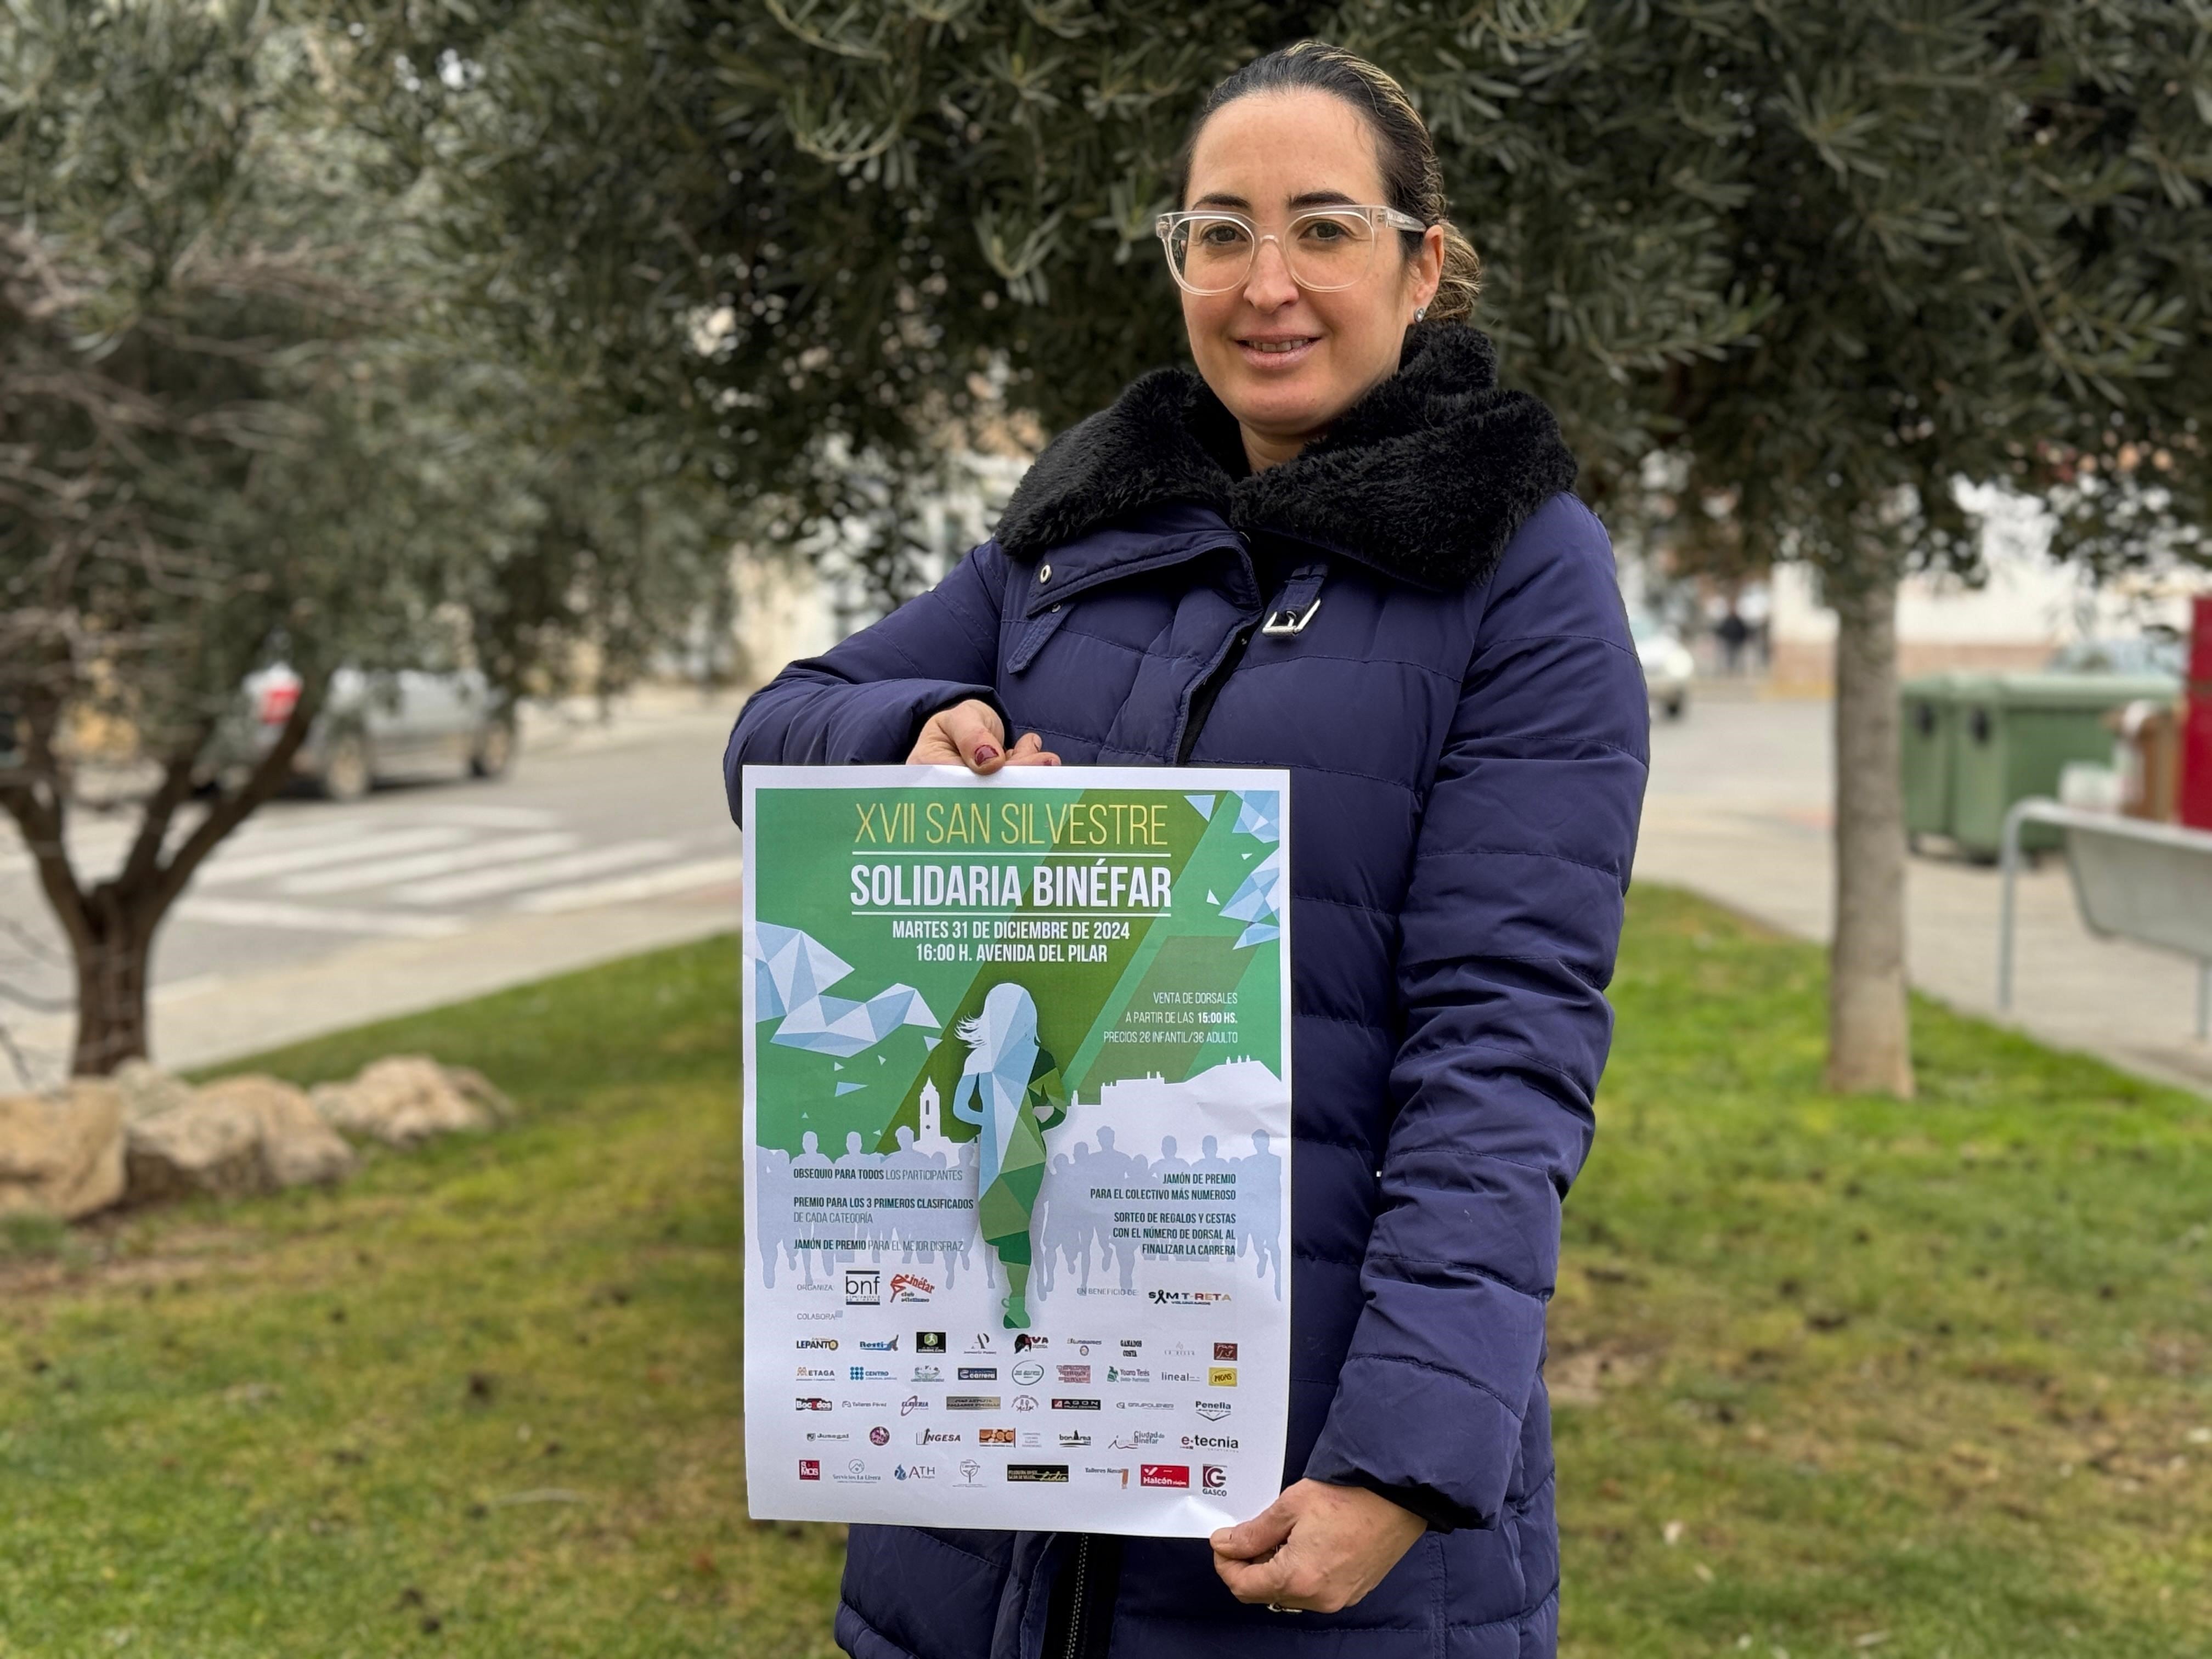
[834,1423,1239,1447]
[797,1361,1236,1387]
[800,1458,1228,1493]
[798,1395,1236,1422]
[798,1331,1240,1363]
[822,1270,1234,1316]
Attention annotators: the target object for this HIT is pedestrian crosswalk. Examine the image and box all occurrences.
[390,838,682,905]
[181,897,469,939]
[275,830,579,895]
[199,826,472,884]
[0,719,748,1090]
[514,855,748,913]
[154,809,737,936]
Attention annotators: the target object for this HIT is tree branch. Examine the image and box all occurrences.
[0,978,72,1014]
[112,733,214,900]
[0,915,66,966]
[148,674,323,917]
[0,697,92,958]
[0,1019,36,1091]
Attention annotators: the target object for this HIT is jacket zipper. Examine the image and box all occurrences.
[1177,622,1256,766]
[1061,1534,1091,1659]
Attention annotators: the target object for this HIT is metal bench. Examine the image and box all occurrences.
[1998,798,2212,1040]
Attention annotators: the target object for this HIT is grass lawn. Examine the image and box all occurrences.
[1,885,2206,1658]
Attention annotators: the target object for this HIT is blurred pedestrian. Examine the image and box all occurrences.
[1716,607,1751,675]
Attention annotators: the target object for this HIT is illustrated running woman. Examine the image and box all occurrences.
[950,983,1068,1329]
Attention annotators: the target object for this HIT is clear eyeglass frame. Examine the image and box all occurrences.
[1154,204,1429,296]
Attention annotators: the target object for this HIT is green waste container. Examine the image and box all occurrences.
[1948,672,2179,859]
[1900,672,1990,847]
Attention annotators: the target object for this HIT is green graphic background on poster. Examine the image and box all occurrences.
[749,785,1283,1157]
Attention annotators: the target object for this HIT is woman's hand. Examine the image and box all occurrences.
[1211,1480,1426,1614]
[907,698,1059,771]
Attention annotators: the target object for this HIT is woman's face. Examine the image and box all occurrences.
[1178,89,1443,465]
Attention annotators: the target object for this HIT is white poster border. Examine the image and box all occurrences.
[740,764,1294,1537]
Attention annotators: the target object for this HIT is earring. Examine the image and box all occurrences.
[1413,306,1427,323]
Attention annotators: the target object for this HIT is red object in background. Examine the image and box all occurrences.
[256,673,302,727]
[2181,596,2212,830]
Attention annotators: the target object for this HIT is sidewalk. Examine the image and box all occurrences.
[514,680,747,757]
[4,685,750,1082]
[1637,697,2212,1095]
[145,894,741,1072]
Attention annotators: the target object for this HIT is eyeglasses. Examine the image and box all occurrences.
[1154,205,1427,296]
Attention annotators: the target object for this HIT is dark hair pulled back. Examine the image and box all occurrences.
[1169,40,1481,323]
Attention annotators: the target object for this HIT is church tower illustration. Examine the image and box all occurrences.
[914,1076,954,1159]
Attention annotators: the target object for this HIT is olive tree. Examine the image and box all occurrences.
[338,0,2210,1096]
[1547,2,2210,1094]
[0,2,732,1076]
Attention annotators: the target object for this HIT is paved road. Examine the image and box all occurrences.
[1639,691,2212,1095]
[1,696,750,1088]
[9,685,2202,1096]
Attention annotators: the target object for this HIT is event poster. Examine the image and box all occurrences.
[741,766,1293,1536]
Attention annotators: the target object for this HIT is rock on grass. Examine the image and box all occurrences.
[311,1056,513,1148]
[125,1075,356,1202]
[0,1079,125,1220]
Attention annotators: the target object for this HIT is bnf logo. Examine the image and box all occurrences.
[845,1269,881,1305]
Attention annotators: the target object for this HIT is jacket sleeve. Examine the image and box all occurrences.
[721,541,1010,822]
[1301,496,1649,1530]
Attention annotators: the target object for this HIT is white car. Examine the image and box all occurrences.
[1631,613,1695,720]
[208,664,516,802]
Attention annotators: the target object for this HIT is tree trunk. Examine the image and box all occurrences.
[1826,568,1915,1097]
[0,679,320,1079]
[70,898,155,1077]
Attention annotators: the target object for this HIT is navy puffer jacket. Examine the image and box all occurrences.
[724,323,1649,1659]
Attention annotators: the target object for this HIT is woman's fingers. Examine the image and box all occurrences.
[905,701,1058,770]
[906,703,1061,770]
[1001,730,1062,768]
[906,699,1009,770]
[1213,1511,1321,1610]
[1214,1551,1298,1605]
[1215,1530,1335,1613]
[1211,1498,1295,1562]
[946,702,1007,769]
[1210,1481,1422,1613]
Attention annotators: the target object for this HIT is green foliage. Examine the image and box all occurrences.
[0,2,742,1073]
[0,0,388,755]
[0,2,735,769]
[334,1,2209,601]
[3,893,2208,1654]
[1635,3,2212,591]
[326,0,1767,565]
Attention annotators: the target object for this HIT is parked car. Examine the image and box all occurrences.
[208,664,516,802]
[1631,612,1695,720]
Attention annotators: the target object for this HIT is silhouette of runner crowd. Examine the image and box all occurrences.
[755,1126,1284,1304]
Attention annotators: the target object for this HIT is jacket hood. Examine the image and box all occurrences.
[992,322,1578,591]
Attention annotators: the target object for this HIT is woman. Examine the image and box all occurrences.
[725,40,1647,1659]
[948,982,1068,1330]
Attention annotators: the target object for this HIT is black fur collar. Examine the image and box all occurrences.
[993,323,1577,591]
